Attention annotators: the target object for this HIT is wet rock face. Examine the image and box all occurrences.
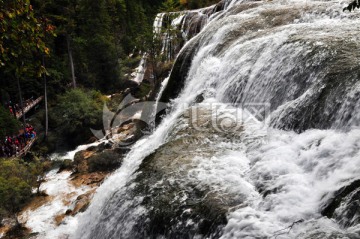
[322,180,360,228]
[132,145,228,238]
[159,39,200,104]
[74,143,123,173]
[133,108,249,238]
[87,150,123,172]
[268,37,360,132]
[73,122,140,173]
[83,107,249,239]
[334,190,360,228]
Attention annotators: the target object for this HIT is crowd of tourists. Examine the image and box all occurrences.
[0,124,36,157]
[6,97,36,117]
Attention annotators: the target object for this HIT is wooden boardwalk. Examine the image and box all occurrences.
[16,96,43,119]
[15,137,36,157]
[1,97,42,158]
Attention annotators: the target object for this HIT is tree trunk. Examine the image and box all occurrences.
[43,56,48,139]
[9,100,17,118]
[67,34,76,88]
[16,76,26,127]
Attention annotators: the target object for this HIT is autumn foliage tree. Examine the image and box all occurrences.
[0,0,54,128]
[0,0,52,75]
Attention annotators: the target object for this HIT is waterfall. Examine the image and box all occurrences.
[132,0,243,86]
[132,55,147,84]
[153,0,244,61]
[72,0,360,238]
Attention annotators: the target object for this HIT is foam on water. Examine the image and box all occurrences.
[221,128,360,238]
[19,170,89,238]
[50,139,108,161]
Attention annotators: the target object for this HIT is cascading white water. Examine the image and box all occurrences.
[70,0,360,238]
[153,0,244,61]
[133,55,147,84]
[221,128,360,238]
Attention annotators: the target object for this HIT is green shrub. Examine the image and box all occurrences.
[50,88,108,147]
[0,157,53,223]
[0,177,32,215]
[0,159,35,221]
[0,105,20,139]
[134,81,152,99]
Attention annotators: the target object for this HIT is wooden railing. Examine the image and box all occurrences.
[16,96,44,119]
[15,137,36,157]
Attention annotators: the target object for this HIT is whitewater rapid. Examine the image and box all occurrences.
[35,0,360,238]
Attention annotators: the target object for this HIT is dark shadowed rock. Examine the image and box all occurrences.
[321,180,360,228]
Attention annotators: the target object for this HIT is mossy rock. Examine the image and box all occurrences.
[87,150,122,172]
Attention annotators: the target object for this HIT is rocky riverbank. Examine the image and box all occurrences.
[0,118,144,238]
[0,169,110,239]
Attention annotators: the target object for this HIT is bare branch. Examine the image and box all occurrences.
[272,219,304,238]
